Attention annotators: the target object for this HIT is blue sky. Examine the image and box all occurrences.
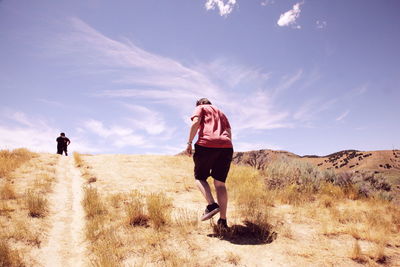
[1,0,399,155]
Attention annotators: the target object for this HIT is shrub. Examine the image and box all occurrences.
[264,156,394,201]
[264,157,323,193]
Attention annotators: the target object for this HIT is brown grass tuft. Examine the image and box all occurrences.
[73,152,84,168]
[25,189,48,217]
[126,191,148,227]
[88,177,97,184]
[225,251,240,265]
[146,192,172,229]
[0,240,24,267]
[82,186,106,218]
[0,182,16,200]
[173,209,198,234]
[350,240,367,264]
[0,148,35,179]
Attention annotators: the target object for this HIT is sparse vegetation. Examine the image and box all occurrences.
[0,183,16,200]
[146,192,172,229]
[227,165,274,242]
[264,156,395,202]
[0,148,36,179]
[82,186,106,218]
[4,150,397,266]
[25,189,48,217]
[0,240,24,267]
[73,152,84,168]
[0,150,57,266]
[125,190,148,227]
[350,240,367,264]
[225,251,240,265]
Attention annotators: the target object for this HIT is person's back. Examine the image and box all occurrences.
[186,98,233,231]
[56,133,70,156]
[192,104,232,148]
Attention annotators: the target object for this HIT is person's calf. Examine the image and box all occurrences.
[214,179,228,220]
[195,179,215,205]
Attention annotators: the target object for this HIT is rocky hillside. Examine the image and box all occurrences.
[233,149,400,182]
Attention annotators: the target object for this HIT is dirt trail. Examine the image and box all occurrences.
[38,156,86,267]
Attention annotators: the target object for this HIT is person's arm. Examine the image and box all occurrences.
[67,138,71,146]
[226,128,232,140]
[186,116,200,155]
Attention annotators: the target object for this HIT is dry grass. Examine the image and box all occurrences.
[0,151,57,266]
[25,189,48,218]
[0,240,24,267]
[82,186,106,219]
[350,240,367,264]
[82,186,122,266]
[227,165,275,241]
[0,148,36,179]
[75,154,123,266]
[0,183,16,200]
[125,191,148,227]
[72,153,400,265]
[73,152,84,168]
[74,152,97,183]
[146,192,172,229]
[225,251,241,265]
[173,208,198,234]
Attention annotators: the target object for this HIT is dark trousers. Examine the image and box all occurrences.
[57,146,68,156]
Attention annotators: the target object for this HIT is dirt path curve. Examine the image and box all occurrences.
[39,156,86,267]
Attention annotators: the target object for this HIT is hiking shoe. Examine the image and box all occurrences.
[217,218,229,231]
[201,203,220,221]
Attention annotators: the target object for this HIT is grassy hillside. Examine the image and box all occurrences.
[1,149,400,266]
[233,149,400,187]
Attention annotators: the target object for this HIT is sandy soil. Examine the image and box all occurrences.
[37,156,86,267]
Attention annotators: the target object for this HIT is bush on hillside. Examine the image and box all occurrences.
[264,156,393,200]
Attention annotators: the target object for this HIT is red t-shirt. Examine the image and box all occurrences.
[191,105,233,148]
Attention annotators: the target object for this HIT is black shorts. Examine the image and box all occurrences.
[193,144,233,183]
[57,146,67,155]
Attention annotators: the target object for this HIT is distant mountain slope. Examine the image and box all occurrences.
[232,149,400,182]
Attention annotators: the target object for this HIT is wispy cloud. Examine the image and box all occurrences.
[205,0,237,17]
[62,17,221,110]
[0,110,98,153]
[344,84,368,101]
[122,104,167,135]
[47,18,327,152]
[336,110,350,121]
[293,98,337,123]
[261,0,274,7]
[316,20,327,29]
[277,2,303,29]
[82,119,147,148]
[36,98,68,108]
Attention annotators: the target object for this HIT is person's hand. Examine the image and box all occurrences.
[186,144,192,156]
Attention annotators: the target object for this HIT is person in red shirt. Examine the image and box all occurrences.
[186,98,233,230]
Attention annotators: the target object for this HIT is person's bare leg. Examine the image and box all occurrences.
[214,180,227,219]
[195,179,215,205]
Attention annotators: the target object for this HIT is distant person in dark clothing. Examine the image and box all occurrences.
[56,133,71,156]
